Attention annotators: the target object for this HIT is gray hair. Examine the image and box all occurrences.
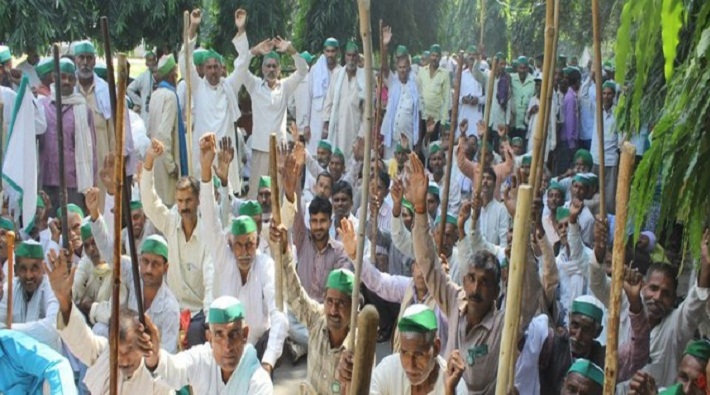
[400,330,437,345]
[466,250,501,285]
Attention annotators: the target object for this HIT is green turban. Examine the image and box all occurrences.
[567,359,604,387]
[141,235,169,261]
[258,176,271,190]
[412,55,421,64]
[144,50,156,58]
[324,38,340,49]
[193,48,209,66]
[15,241,44,260]
[300,51,314,64]
[345,41,359,53]
[602,60,615,71]
[318,140,333,152]
[573,174,593,187]
[333,148,345,160]
[208,296,245,324]
[397,304,438,333]
[429,44,442,55]
[395,45,409,57]
[57,204,84,219]
[0,46,10,64]
[563,66,581,76]
[264,51,281,62]
[556,207,570,222]
[434,214,457,226]
[0,217,15,231]
[659,384,683,395]
[94,63,107,80]
[602,80,617,92]
[429,141,442,155]
[428,183,440,197]
[72,40,96,56]
[239,200,263,216]
[231,215,257,236]
[573,149,593,168]
[496,52,506,62]
[521,154,532,166]
[130,201,143,211]
[570,296,604,324]
[204,49,223,64]
[157,54,177,78]
[35,58,54,78]
[326,268,354,295]
[684,340,710,363]
[80,223,93,241]
[517,56,529,66]
[548,181,566,195]
[401,199,414,215]
[59,58,76,75]
[511,137,524,146]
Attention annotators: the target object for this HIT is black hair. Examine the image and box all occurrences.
[377,169,390,190]
[468,250,501,286]
[332,180,353,200]
[316,171,333,184]
[482,167,497,185]
[309,195,333,217]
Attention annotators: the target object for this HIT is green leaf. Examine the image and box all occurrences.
[698,26,710,58]
[661,0,683,80]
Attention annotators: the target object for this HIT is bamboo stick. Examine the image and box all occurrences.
[109,54,128,395]
[5,231,15,329]
[269,134,284,311]
[471,58,498,226]
[350,0,374,350]
[438,50,464,251]
[183,11,194,175]
[592,0,606,219]
[349,305,380,395]
[536,0,560,192]
[52,45,70,251]
[370,19,384,263]
[603,142,636,394]
[495,185,532,395]
[480,0,486,48]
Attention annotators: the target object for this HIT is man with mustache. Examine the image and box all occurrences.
[560,359,605,395]
[552,201,591,319]
[231,9,307,199]
[141,138,214,348]
[405,151,540,394]
[630,339,710,395]
[48,244,174,394]
[144,295,272,393]
[417,44,451,148]
[198,133,287,374]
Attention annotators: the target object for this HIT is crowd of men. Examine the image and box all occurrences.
[0,6,708,395]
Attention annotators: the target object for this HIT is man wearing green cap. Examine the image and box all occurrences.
[289,51,314,143]
[510,55,536,149]
[417,44,451,145]
[198,134,288,373]
[563,174,595,246]
[560,359,604,395]
[464,167,510,251]
[70,220,115,319]
[231,9,307,199]
[181,9,247,194]
[38,57,97,211]
[305,37,342,154]
[0,216,15,270]
[590,80,620,214]
[0,240,61,351]
[322,40,367,159]
[127,49,157,125]
[34,57,54,98]
[0,45,15,89]
[631,339,710,395]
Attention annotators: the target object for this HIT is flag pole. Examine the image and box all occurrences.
[52,44,71,251]
[592,0,606,219]
[471,59,498,227]
[183,11,194,175]
[5,231,15,329]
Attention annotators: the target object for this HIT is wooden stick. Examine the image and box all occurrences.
[536,0,560,192]
[495,185,533,395]
[438,50,464,251]
[52,45,70,251]
[479,0,486,48]
[109,54,128,395]
[349,305,380,395]
[5,231,15,329]
[269,134,284,311]
[351,0,374,350]
[370,19,384,263]
[183,11,194,175]
[471,58,498,226]
[603,142,636,394]
[592,0,606,220]
[0,102,4,170]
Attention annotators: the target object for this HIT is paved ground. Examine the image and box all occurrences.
[273,341,392,394]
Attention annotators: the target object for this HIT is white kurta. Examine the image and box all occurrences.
[72,255,113,306]
[458,69,484,135]
[323,68,366,160]
[370,354,467,395]
[147,87,180,205]
[555,222,590,323]
[16,60,41,88]
[306,57,341,153]
[127,70,154,126]
[289,73,311,131]
[199,182,287,366]
[0,276,61,351]
[475,199,510,248]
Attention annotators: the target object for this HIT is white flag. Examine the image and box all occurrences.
[2,76,38,231]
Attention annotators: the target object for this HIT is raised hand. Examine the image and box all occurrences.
[497,124,507,138]
[251,39,274,56]
[99,153,116,195]
[138,314,161,370]
[199,133,217,182]
[49,218,61,243]
[439,253,450,274]
[235,9,247,32]
[459,119,469,138]
[426,118,436,135]
[390,177,404,216]
[445,350,465,394]
[623,267,644,314]
[382,26,392,46]
[280,145,302,202]
[593,215,608,264]
[273,36,293,54]
[353,137,364,161]
[471,195,483,222]
[403,152,428,213]
[214,136,234,185]
[400,133,410,151]
[337,218,357,260]
[568,199,583,224]
[188,9,202,38]
[85,187,101,220]
[476,120,486,138]
[503,175,519,217]
[458,199,472,236]
[45,248,76,320]
[628,370,658,395]
[143,139,164,171]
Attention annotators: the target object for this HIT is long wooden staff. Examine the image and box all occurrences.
[269,134,284,311]
[438,50,464,251]
[183,11,194,175]
[603,142,636,394]
[100,17,145,325]
[348,305,380,395]
[495,185,532,395]
[53,45,70,250]
[109,54,128,395]
[5,231,15,329]
[480,0,486,48]
[0,101,4,169]
[369,20,384,263]
[351,0,374,350]
[592,0,606,219]
[471,58,497,226]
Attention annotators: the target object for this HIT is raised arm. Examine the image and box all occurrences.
[390,178,415,257]
[178,9,202,98]
[616,268,651,383]
[140,139,174,234]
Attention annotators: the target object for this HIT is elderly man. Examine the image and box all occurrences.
[306,38,342,153]
[127,50,157,125]
[145,296,272,394]
[510,56,536,149]
[232,9,307,199]
[45,246,172,394]
[141,139,214,347]
[39,58,97,210]
[322,41,366,159]
[630,339,710,395]
[428,142,462,212]
[458,46,485,136]
[71,221,114,319]
[417,44,451,145]
[560,359,604,395]
[148,54,185,205]
[0,241,61,351]
[198,133,287,373]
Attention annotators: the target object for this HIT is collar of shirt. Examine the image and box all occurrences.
[77,80,96,96]
[175,215,200,243]
[260,79,283,90]
[458,300,498,333]
[319,325,352,353]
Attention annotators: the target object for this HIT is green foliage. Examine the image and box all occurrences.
[294,0,358,55]
[370,0,442,55]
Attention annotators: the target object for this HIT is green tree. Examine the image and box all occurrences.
[294,0,358,55]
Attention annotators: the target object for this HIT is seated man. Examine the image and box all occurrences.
[629,339,710,395]
[560,359,604,395]
[145,296,273,394]
[45,247,172,394]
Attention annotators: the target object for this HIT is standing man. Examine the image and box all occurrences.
[557,66,582,175]
[306,38,341,154]
[417,44,451,146]
[590,81,620,215]
[231,9,307,199]
[458,46,485,136]
[34,58,54,98]
[148,54,183,206]
[127,50,157,126]
[510,56,535,150]
[322,41,366,159]
[0,46,17,148]
[15,48,41,89]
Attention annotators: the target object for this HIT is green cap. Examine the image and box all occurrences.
[80,222,93,241]
[401,199,414,215]
[300,51,314,64]
[130,201,143,211]
[258,176,271,190]
[157,54,177,78]
[144,50,156,58]
[15,240,44,260]
[141,235,169,260]
[239,200,263,216]
[602,80,617,91]
[573,174,593,187]
[659,384,683,395]
[567,359,604,387]
[684,339,710,363]
[318,140,333,152]
[333,148,345,160]
[505,66,514,73]
[264,51,281,61]
[556,207,570,222]
[324,38,340,49]
[57,204,85,219]
[496,52,506,61]
[563,66,581,76]
[35,58,54,78]
[231,215,257,236]
[345,41,359,53]
[548,181,566,195]
[430,44,442,55]
[94,63,107,80]
[517,56,529,66]
[413,55,421,64]
[521,154,532,166]
[59,58,76,75]
[422,51,430,58]
[397,304,438,333]
[570,296,604,324]
[427,182,440,197]
[208,296,245,324]
[573,149,593,168]
[466,45,478,53]
[204,49,223,64]
[558,54,567,66]
[0,217,15,231]
[395,45,409,57]
[193,48,209,66]
[429,141,442,155]
[0,46,10,63]
[326,268,355,295]
[213,175,222,189]
[602,60,615,71]
[511,137,524,146]
[72,40,96,56]
[435,214,457,226]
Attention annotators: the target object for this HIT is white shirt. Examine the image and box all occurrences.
[393,77,415,139]
[477,198,510,248]
[458,69,484,133]
[370,354,467,395]
[16,60,41,88]
[578,77,597,141]
[0,276,61,351]
[591,104,621,167]
[555,222,590,322]
[127,69,154,125]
